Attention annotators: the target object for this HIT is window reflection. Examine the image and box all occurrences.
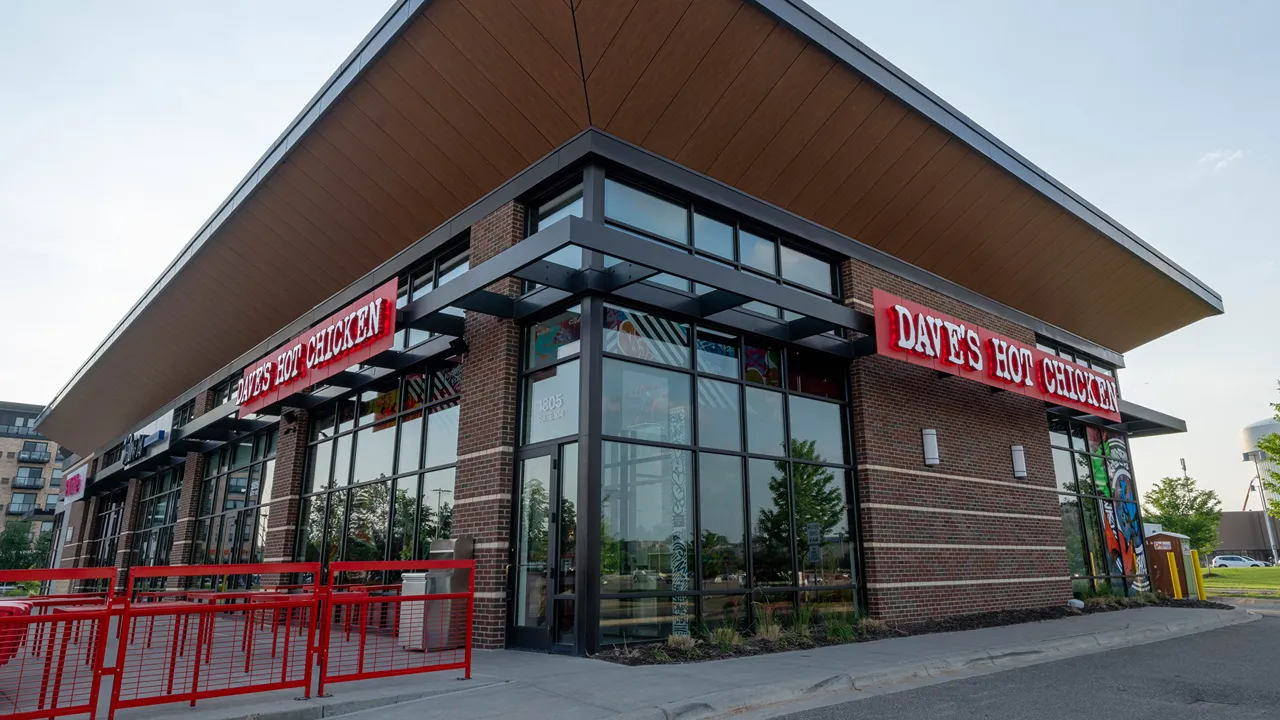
[604,179,688,244]
[787,396,846,464]
[749,458,793,587]
[602,359,692,444]
[696,378,741,452]
[699,454,745,591]
[745,388,785,457]
[600,442,694,594]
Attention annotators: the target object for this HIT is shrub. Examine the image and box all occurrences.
[826,613,855,643]
[793,604,815,640]
[753,603,783,642]
[858,618,888,636]
[710,622,742,651]
[667,634,698,651]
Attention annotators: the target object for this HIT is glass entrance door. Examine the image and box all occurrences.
[509,443,578,650]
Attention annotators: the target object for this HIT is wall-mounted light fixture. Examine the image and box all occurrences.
[1011,445,1027,479]
[922,429,940,466]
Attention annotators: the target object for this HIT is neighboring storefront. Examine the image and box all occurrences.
[38,0,1216,654]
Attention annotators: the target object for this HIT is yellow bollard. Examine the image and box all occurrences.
[1167,552,1183,599]
[1190,550,1207,601]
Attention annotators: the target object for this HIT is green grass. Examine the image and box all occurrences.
[1201,567,1280,590]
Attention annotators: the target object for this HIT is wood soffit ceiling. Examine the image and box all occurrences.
[41,0,1221,455]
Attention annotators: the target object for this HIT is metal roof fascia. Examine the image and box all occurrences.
[36,0,429,430]
[753,0,1223,312]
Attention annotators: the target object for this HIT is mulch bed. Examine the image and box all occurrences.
[594,598,1234,666]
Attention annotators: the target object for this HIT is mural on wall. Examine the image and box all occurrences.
[1105,435,1149,592]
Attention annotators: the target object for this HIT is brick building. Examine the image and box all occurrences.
[36,0,1218,653]
[0,401,63,552]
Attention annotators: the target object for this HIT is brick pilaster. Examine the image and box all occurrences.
[262,407,309,586]
[169,390,216,567]
[452,201,524,649]
[112,478,144,585]
[843,259,1072,622]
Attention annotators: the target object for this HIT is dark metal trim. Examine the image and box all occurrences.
[752,0,1221,311]
[578,131,1129,367]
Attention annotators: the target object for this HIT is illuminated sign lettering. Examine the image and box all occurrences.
[874,289,1121,422]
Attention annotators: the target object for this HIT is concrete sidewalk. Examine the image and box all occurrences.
[113,606,1253,720]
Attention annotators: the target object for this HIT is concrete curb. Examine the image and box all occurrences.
[602,608,1256,720]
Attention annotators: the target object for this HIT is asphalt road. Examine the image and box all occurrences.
[775,616,1280,720]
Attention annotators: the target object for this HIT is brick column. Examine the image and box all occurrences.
[452,201,524,649]
[170,390,216,567]
[112,478,144,586]
[842,259,1072,623]
[262,406,310,586]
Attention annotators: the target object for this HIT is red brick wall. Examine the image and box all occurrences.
[843,259,1072,622]
[452,201,524,648]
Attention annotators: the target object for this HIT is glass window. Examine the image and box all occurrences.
[786,348,844,400]
[604,179,688,244]
[748,458,793,587]
[600,442,694,592]
[603,305,690,367]
[347,481,391,562]
[524,360,580,444]
[419,467,455,548]
[527,308,582,368]
[1053,448,1077,493]
[332,433,353,488]
[744,343,781,387]
[390,476,418,562]
[693,213,734,259]
[537,186,584,269]
[396,413,423,474]
[787,396,846,464]
[1049,417,1070,448]
[307,441,333,493]
[696,329,739,378]
[359,387,399,427]
[745,387,786,457]
[600,596,695,646]
[697,379,742,452]
[780,245,833,294]
[602,359,692,444]
[699,453,745,591]
[351,423,395,485]
[739,230,777,274]
[792,464,851,585]
[424,402,460,468]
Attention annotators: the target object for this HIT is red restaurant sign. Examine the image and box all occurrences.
[873,289,1122,422]
[236,279,398,417]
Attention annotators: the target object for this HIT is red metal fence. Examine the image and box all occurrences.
[109,563,321,718]
[0,568,115,720]
[319,561,474,696]
[0,561,475,719]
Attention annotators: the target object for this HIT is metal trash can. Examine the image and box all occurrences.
[399,537,472,652]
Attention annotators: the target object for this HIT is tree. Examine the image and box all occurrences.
[31,530,52,570]
[1255,384,1280,519]
[0,522,34,570]
[1142,476,1223,552]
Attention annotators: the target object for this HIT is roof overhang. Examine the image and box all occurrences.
[1047,397,1187,439]
[38,0,1219,455]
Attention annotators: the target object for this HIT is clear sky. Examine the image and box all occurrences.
[1,1,1275,510]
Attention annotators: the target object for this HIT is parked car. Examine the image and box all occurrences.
[1211,555,1270,568]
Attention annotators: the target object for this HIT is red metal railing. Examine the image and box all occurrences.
[0,561,476,719]
[318,560,474,697]
[0,567,116,720]
[107,563,321,719]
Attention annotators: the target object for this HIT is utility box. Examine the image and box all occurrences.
[1144,531,1195,598]
[400,536,473,651]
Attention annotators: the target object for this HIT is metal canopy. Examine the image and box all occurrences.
[1048,397,1187,438]
[397,215,873,357]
